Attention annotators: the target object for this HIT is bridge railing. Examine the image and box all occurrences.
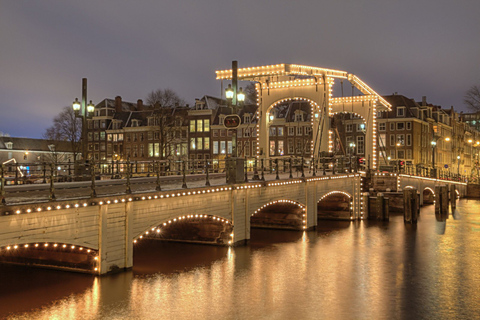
[0,157,339,205]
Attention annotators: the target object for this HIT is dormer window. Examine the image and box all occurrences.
[131,119,140,127]
[397,107,406,117]
[219,115,226,125]
[5,142,13,150]
[295,112,303,122]
[48,144,55,152]
[244,114,251,124]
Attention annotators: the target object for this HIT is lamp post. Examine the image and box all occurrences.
[431,140,437,178]
[349,142,355,172]
[72,78,95,162]
[224,61,245,184]
[457,155,461,177]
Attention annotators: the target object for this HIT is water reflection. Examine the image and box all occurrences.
[1,200,480,320]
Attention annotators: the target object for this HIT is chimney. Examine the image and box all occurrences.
[115,96,122,113]
[422,96,427,106]
[137,99,143,111]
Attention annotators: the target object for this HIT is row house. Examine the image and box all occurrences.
[87,96,189,173]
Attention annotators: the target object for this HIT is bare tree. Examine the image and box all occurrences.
[43,106,81,162]
[146,88,185,108]
[146,89,187,161]
[244,82,257,105]
[464,85,480,112]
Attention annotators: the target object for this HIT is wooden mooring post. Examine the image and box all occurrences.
[404,188,419,223]
[370,193,389,221]
[435,185,448,221]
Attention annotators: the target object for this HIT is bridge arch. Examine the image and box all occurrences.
[251,199,307,230]
[133,214,233,246]
[0,241,99,273]
[317,191,353,220]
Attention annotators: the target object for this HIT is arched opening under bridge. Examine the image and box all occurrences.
[317,191,352,220]
[133,214,233,246]
[251,199,306,230]
[0,242,98,273]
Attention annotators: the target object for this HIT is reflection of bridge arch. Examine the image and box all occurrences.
[133,214,233,246]
[0,241,98,273]
[423,187,435,204]
[251,199,307,230]
[317,191,353,220]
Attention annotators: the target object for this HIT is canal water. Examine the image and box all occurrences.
[1,200,480,320]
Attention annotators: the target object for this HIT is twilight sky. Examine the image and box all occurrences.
[1,0,479,138]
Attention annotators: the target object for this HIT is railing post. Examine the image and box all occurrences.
[289,157,293,179]
[312,156,316,177]
[126,159,132,194]
[15,162,19,185]
[244,160,248,182]
[301,157,305,178]
[261,158,265,181]
[49,163,56,201]
[182,160,187,188]
[205,160,211,186]
[91,160,97,198]
[252,158,260,180]
[1,164,5,205]
[42,162,47,183]
[275,159,279,180]
[156,160,162,191]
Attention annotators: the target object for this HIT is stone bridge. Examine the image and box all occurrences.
[0,174,362,274]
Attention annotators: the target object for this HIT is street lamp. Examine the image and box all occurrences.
[72,78,95,164]
[349,142,355,172]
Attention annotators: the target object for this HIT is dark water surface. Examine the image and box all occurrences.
[1,200,480,320]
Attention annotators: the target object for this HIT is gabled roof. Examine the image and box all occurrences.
[0,137,73,152]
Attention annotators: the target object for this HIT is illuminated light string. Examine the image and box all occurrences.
[132,214,233,244]
[3,187,238,216]
[252,199,308,229]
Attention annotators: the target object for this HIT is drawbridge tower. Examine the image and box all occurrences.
[216,63,391,169]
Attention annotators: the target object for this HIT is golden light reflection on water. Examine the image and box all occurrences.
[3,200,480,320]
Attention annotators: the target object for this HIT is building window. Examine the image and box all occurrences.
[269,127,276,136]
[397,134,405,146]
[197,119,203,132]
[296,127,303,136]
[220,141,226,154]
[379,133,387,149]
[190,120,195,132]
[356,136,365,154]
[397,150,405,159]
[390,134,395,146]
[190,138,196,150]
[270,141,276,156]
[295,113,303,122]
[288,139,294,154]
[244,142,250,157]
[244,128,250,137]
[140,145,144,157]
[288,127,295,136]
[390,123,395,131]
[213,141,219,154]
[304,127,311,136]
[397,122,405,130]
[379,123,386,131]
[406,122,412,130]
[278,140,284,155]
[204,119,210,132]
[397,107,406,117]
[406,149,412,159]
[227,141,232,154]
[346,124,353,132]
[407,134,412,146]
[197,137,203,150]
[213,130,218,137]
[278,127,284,136]
[204,137,210,150]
